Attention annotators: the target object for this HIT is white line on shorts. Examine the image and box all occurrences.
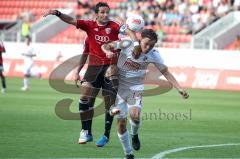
[151,143,240,159]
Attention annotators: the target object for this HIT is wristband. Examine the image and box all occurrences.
[55,10,62,17]
[133,41,139,47]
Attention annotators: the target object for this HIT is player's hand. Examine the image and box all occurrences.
[43,10,59,17]
[132,45,142,59]
[74,73,81,88]
[105,51,116,58]
[178,89,189,99]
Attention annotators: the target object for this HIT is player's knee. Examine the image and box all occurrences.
[132,118,140,125]
[80,81,93,100]
[80,95,89,101]
[79,99,94,121]
[130,109,140,124]
[130,114,140,125]
[117,118,127,134]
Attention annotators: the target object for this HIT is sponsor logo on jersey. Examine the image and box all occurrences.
[94,28,99,32]
[95,35,110,43]
[123,58,141,71]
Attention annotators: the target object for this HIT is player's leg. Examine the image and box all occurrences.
[0,66,6,93]
[96,65,118,147]
[22,74,30,91]
[22,63,33,91]
[103,64,119,139]
[129,107,141,151]
[85,87,99,136]
[78,65,102,144]
[117,118,134,159]
[78,81,99,144]
[127,91,143,151]
[116,95,134,159]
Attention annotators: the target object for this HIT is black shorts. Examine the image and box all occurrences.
[82,65,111,89]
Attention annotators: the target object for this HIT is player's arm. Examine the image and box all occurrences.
[125,28,142,59]
[160,66,189,99]
[101,41,120,58]
[75,54,88,87]
[102,39,133,58]
[31,53,36,57]
[0,40,6,53]
[43,10,77,26]
[22,51,36,57]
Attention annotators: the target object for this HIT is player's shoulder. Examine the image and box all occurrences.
[108,19,121,27]
[78,18,95,24]
[148,48,164,61]
[86,19,96,24]
[148,48,160,56]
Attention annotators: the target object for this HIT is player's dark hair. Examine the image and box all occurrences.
[141,29,158,42]
[94,2,110,13]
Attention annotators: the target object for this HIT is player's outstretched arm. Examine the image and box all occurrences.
[161,67,189,99]
[101,41,119,58]
[43,10,77,26]
[125,29,142,59]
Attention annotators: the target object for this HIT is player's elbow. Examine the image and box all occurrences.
[70,20,77,26]
[160,67,169,75]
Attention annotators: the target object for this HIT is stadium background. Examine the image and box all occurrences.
[0,0,240,158]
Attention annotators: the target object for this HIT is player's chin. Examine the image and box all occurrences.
[142,50,149,54]
[102,19,109,24]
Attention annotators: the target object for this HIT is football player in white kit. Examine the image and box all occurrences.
[21,37,40,91]
[101,29,189,159]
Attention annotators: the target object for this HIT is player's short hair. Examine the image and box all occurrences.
[94,2,110,13]
[141,29,158,42]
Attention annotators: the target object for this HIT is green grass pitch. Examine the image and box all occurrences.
[1,77,240,158]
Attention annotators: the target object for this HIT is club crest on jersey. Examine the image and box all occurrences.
[94,28,99,32]
[105,28,111,34]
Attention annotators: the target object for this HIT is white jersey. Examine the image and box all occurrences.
[116,40,165,91]
[22,44,36,75]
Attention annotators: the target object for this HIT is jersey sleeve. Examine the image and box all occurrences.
[152,50,166,72]
[76,19,90,32]
[113,39,133,52]
[119,24,128,34]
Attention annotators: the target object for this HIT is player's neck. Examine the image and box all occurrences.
[96,19,108,26]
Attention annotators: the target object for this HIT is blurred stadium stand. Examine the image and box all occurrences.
[0,0,240,49]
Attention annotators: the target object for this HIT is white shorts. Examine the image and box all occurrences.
[23,63,33,75]
[115,88,143,119]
